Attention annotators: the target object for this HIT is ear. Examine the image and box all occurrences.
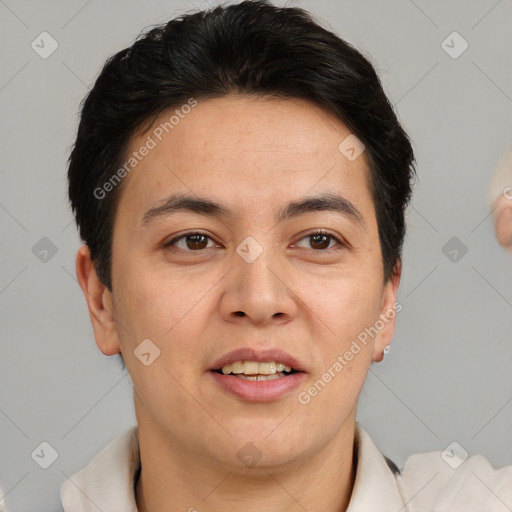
[371,259,402,363]
[75,244,121,356]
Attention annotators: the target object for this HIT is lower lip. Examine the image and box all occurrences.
[209,371,307,402]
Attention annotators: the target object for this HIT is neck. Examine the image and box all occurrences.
[135,416,357,512]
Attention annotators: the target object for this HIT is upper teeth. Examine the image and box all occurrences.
[221,361,292,375]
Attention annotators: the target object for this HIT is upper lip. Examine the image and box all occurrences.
[210,347,307,373]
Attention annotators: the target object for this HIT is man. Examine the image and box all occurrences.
[62,1,512,510]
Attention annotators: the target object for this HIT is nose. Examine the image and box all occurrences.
[219,247,298,326]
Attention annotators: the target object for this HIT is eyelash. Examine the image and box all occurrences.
[164,230,345,252]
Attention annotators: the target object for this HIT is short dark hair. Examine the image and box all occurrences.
[68,0,416,291]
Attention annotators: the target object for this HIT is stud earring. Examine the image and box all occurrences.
[383,345,391,358]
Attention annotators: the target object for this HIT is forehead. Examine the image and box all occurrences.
[116,94,374,225]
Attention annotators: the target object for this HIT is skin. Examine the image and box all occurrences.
[76,95,401,512]
[493,195,512,248]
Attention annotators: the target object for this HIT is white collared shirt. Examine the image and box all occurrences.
[60,424,512,511]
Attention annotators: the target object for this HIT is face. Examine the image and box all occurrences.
[87,95,399,470]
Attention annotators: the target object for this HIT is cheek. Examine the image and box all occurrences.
[116,263,199,339]
[302,272,383,343]
[115,269,209,421]
[300,274,381,410]
[297,287,377,425]
[113,263,224,381]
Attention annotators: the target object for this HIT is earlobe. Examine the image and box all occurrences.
[75,245,121,356]
[372,260,402,363]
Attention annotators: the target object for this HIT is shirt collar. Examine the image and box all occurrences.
[61,426,140,512]
[347,425,406,510]
[61,423,405,511]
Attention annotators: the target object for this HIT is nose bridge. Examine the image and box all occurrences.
[221,235,297,324]
[239,240,279,293]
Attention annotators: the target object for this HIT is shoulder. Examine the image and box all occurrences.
[397,447,512,511]
[60,426,140,512]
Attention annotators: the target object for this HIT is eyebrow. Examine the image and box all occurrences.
[141,192,366,229]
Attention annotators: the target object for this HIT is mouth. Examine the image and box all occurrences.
[213,360,300,381]
[209,348,307,402]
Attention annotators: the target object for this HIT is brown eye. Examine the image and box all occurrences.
[309,233,331,250]
[184,234,209,250]
[293,231,343,251]
[165,232,217,251]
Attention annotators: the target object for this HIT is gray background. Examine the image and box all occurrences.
[1,0,511,510]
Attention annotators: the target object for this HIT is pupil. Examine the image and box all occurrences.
[187,234,208,250]
[311,234,329,250]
